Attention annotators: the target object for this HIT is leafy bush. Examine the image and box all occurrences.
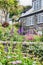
[0,24,24,42]
[0,27,4,40]
[14,22,20,29]
[40,36,43,42]
[0,30,2,40]
[0,42,43,65]
[0,42,33,65]
[25,34,34,42]
[34,35,40,42]
[22,43,43,64]
[25,34,41,42]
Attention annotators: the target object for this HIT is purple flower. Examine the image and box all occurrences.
[18,27,24,34]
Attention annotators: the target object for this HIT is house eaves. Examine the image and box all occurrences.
[19,9,43,19]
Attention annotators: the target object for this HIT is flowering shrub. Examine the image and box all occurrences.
[0,42,33,65]
[25,33,41,42]
[0,24,24,41]
[18,27,24,34]
[25,34,34,42]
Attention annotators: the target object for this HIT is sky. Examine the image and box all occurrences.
[19,0,32,6]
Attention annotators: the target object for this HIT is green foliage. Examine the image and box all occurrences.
[0,42,33,65]
[15,23,20,28]
[0,24,24,42]
[13,29,24,42]
[0,43,8,65]
[34,35,40,42]
[0,30,3,40]
[40,36,43,42]
[0,0,19,22]
[0,23,43,42]
[23,43,43,64]
[0,27,4,40]
[0,0,18,11]
[23,6,32,13]
[0,42,43,65]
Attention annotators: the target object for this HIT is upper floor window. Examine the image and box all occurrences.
[38,0,41,10]
[32,0,41,11]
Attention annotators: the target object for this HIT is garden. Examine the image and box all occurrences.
[0,23,43,65]
[0,0,43,65]
[0,23,43,42]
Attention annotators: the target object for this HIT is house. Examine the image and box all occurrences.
[19,0,43,35]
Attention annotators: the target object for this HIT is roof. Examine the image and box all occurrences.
[20,8,43,18]
[21,8,34,17]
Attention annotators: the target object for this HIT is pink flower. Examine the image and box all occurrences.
[25,34,34,41]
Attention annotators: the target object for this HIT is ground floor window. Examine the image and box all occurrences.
[37,13,43,24]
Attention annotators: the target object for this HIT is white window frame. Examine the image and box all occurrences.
[30,16,34,25]
[37,13,43,24]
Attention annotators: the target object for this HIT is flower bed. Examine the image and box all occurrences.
[0,23,43,42]
[0,42,43,65]
[0,23,43,65]
[0,24,24,42]
[0,42,34,65]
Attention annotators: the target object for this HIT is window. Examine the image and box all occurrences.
[26,17,31,26]
[37,13,43,24]
[38,0,41,10]
[33,0,41,11]
[34,1,36,11]
[37,14,40,23]
[31,16,34,25]
[41,14,43,23]
[32,2,34,9]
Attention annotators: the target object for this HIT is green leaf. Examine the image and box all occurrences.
[0,62,2,65]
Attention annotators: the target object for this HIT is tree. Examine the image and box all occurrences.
[23,6,32,13]
[9,5,32,19]
[0,0,18,23]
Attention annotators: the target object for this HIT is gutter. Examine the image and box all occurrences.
[19,9,43,20]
